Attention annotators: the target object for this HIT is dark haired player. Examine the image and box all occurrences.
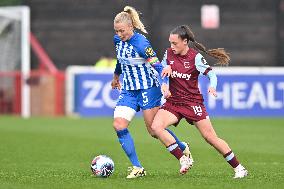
[152,25,248,178]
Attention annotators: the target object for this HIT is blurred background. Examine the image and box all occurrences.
[21,0,284,68]
[0,0,284,117]
[1,2,283,188]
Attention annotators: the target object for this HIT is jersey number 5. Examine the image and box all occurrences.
[142,92,149,104]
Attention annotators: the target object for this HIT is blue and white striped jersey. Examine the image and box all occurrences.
[113,32,160,90]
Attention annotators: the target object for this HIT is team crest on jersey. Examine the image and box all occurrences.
[145,46,155,57]
[184,62,190,68]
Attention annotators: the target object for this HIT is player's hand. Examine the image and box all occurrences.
[161,65,172,78]
[111,78,121,90]
[208,87,217,97]
[161,83,171,98]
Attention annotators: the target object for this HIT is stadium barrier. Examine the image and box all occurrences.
[29,70,65,116]
[66,66,284,117]
[0,70,65,116]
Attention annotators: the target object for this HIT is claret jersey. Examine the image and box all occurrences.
[161,48,213,105]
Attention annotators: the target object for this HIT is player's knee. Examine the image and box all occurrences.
[113,118,128,131]
[150,122,163,135]
[145,126,158,138]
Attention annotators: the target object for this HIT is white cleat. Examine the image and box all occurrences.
[179,155,193,175]
[182,142,193,158]
[126,166,146,179]
[234,166,248,179]
[182,142,194,167]
[181,142,190,157]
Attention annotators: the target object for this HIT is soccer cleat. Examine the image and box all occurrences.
[233,166,248,179]
[126,166,146,179]
[181,142,194,167]
[179,155,193,175]
[182,142,193,158]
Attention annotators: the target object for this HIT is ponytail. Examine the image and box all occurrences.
[171,25,230,66]
[124,6,147,33]
[114,6,147,34]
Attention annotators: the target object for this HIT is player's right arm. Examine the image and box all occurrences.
[161,50,172,78]
[111,60,122,90]
[112,36,122,90]
[160,50,171,98]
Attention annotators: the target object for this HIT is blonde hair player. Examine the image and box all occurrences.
[151,25,248,178]
[112,7,191,178]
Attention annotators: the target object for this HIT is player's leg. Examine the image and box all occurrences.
[165,128,187,152]
[151,108,193,174]
[113,112,142,167]
[113,90,145,178]
[141,86,186,151]
[194,118,248,178]
[143,107,186,151]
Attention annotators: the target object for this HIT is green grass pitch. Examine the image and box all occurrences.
[0,116,283,189]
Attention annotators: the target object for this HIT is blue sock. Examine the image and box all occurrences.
[116,128,142,168]
[166,128,186,151]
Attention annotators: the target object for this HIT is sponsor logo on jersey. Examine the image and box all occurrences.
[184,62,190,68]
[170,61,174,65]
[171,70,191,80]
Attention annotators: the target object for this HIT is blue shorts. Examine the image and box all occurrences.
[116,86,162,112]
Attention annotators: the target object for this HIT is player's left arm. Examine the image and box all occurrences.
[195,53,217,97]
[137,39,169,84]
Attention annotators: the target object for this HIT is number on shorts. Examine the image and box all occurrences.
[191,105,203,116]
[142,92,148,104]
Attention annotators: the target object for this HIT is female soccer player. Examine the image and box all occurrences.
[111,6,190,178]
[151,25,248,178]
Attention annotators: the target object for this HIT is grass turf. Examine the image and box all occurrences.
[0,116,283,189]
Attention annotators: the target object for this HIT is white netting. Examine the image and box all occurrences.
[0,6,30,116]
[0,8,21,71]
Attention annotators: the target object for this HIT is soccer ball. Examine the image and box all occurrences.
[91,155,114,178]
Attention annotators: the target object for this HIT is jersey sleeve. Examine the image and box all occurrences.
[207,70,217,89]
[195,53,212,75]
[134,34,156,59]
[114,59,122,75]
[195,53,217,89]
[113,35,120,45]
[136,35,168,83]
[161,50,168,67]
[113,35,121,75]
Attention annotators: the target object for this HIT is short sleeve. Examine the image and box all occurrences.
[195,53,212,75]
[135,35,157,59]
[161,50,168,67]
[113,35,120,45]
